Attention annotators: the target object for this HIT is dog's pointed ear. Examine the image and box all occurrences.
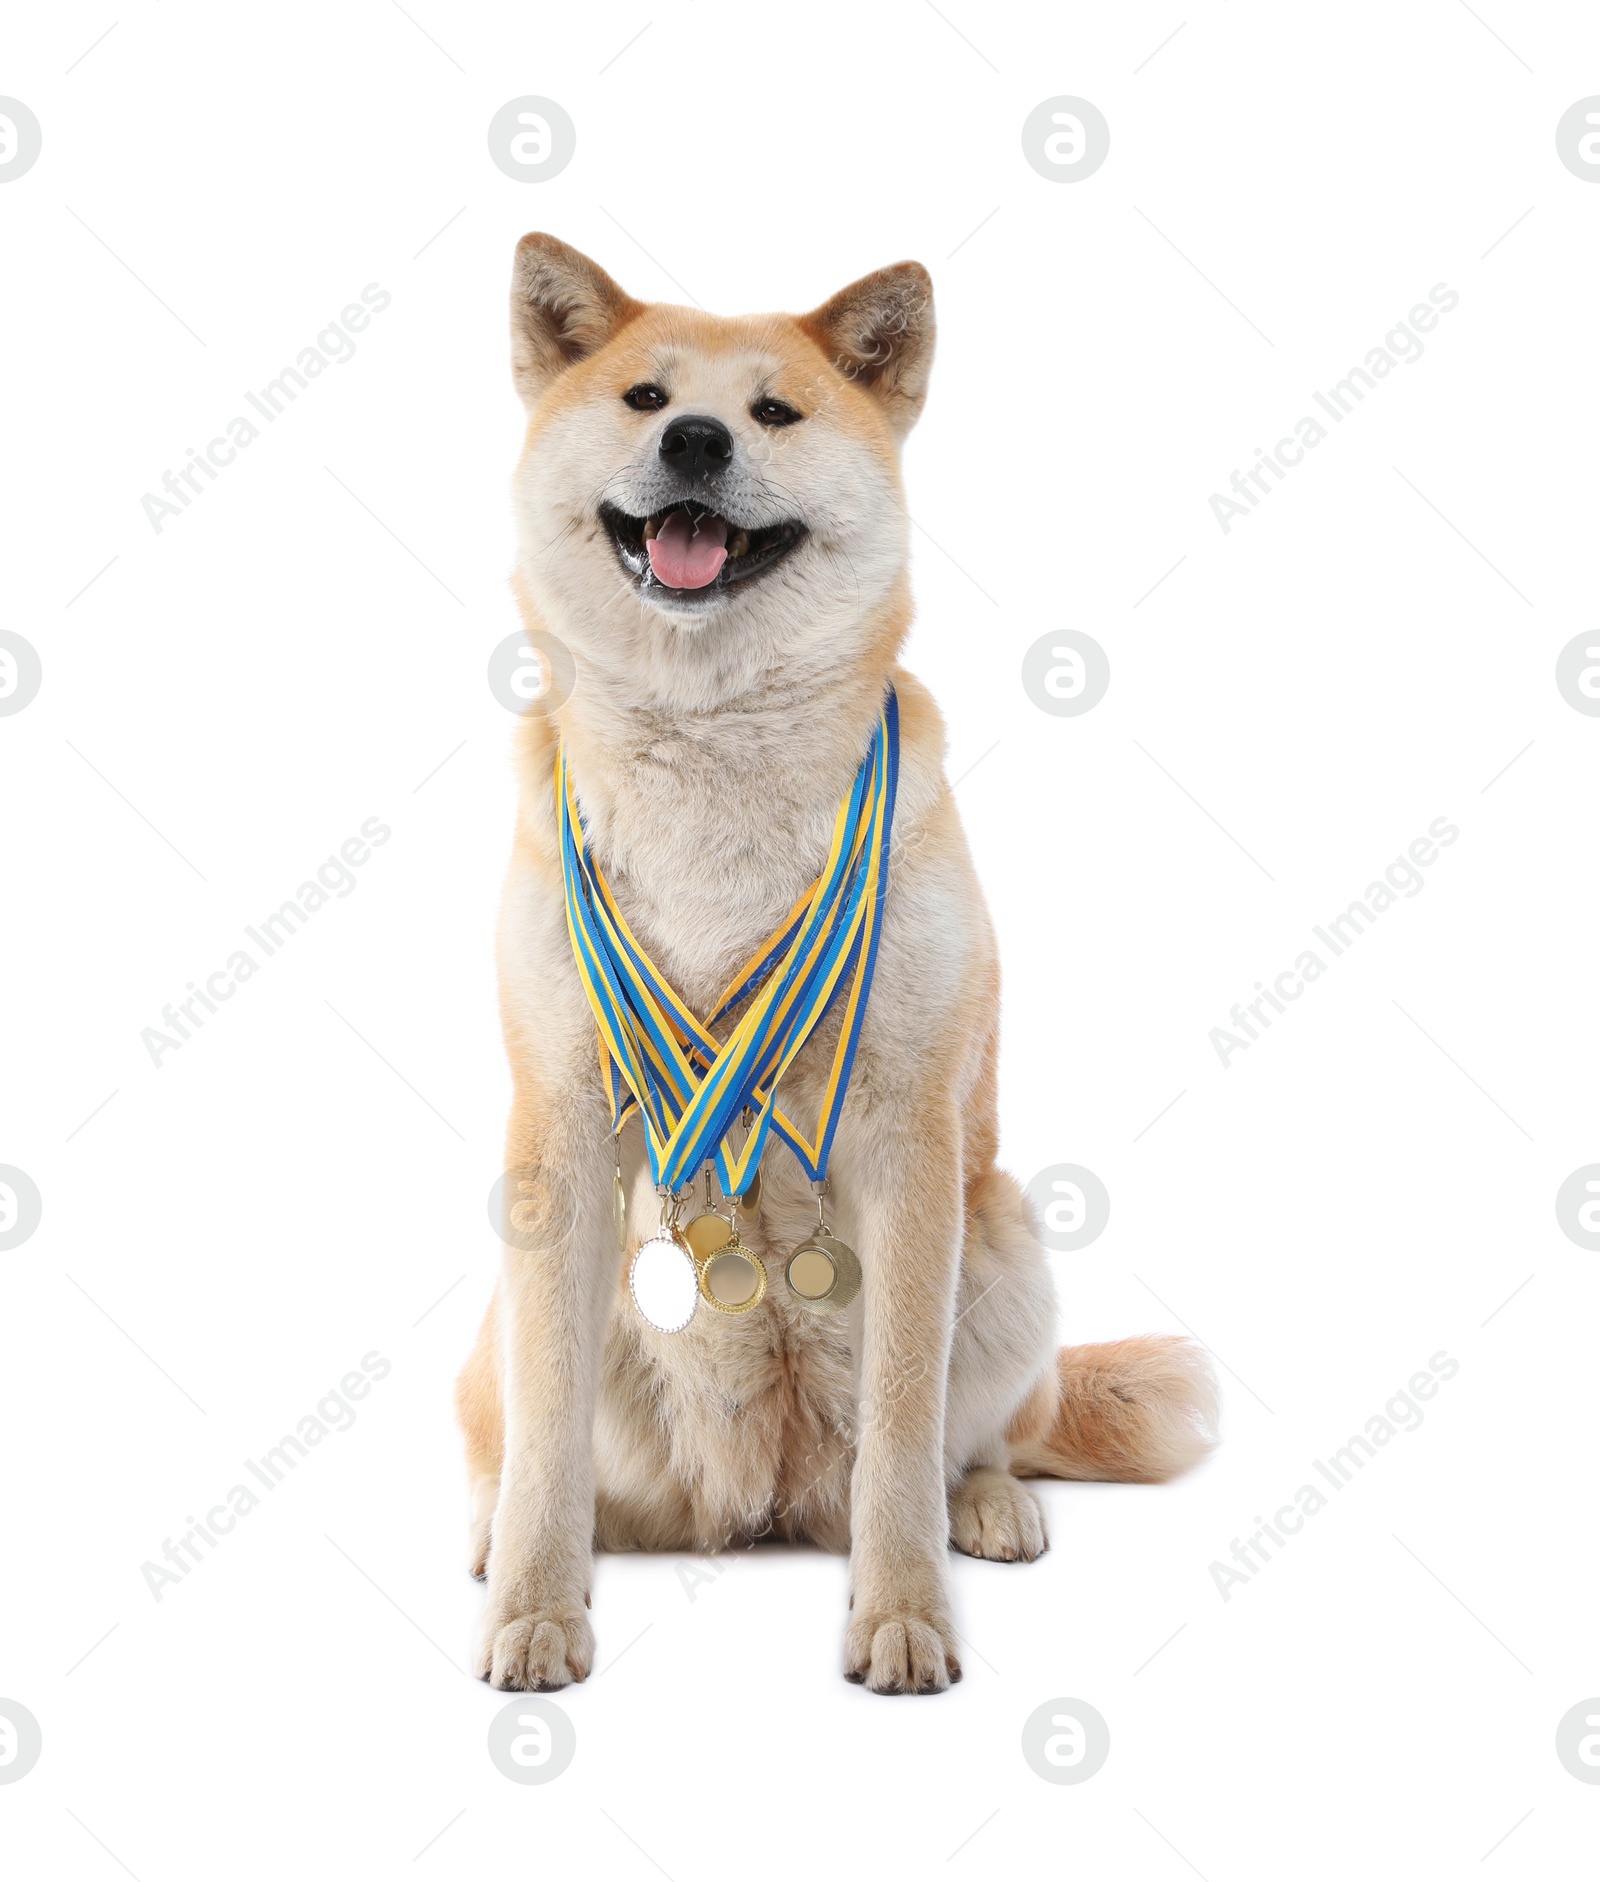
[510,233,643,409]
[798,261,935,439]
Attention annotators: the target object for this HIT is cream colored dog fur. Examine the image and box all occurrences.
[456,233,1217,1696]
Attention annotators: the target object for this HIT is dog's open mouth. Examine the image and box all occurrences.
[600,501,806,601]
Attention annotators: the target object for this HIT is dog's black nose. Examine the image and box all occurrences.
[658,415,733,479]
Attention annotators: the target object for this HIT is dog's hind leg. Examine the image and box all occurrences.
[948,1461,1048,1561]
[942,1167,1217,1556]
[941,1170,1059,1561]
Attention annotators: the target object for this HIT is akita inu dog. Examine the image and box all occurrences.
[456,234,1217,1695]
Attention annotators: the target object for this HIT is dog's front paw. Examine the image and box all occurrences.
[949,1467,1047,1562]
[845,1604,961,1694]
[476,1607,594,1691]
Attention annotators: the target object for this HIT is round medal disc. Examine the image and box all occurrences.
[683,1211,733,1262]
[629,1231,700,1333]
[698,1241,768,1315]
[784,1235,862,1313]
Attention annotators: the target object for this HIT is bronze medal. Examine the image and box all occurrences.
[736,1165,762,1218]
[629,1227,699,1333]
[698,1225,767,1315]
[733,1113,762,1218]
[783,1233,861,1313]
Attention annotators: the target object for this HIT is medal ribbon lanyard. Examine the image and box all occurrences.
[558,689,899,1196]
[561,744,867,1189]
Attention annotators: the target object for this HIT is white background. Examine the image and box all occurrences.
[3,2,1598,1876]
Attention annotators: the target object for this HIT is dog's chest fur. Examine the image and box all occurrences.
[562,685,883,1011]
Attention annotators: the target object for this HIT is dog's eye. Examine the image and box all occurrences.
[751,398,803,428]
[622,383,668,412]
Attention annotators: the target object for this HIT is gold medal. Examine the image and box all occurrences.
[698,1223,767,1315]
[784,1184,861,1313]
[684,1164,734,1261]
[784,1234,861,1312]
[683,1211,733,1260]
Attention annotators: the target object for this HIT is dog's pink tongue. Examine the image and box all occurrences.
[648,511,728,589]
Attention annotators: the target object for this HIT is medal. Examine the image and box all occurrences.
[628,1190,700,1333]
[735,1110,762,1219]
[737,1166,762,1218]
[684,1165,766,1315]
[698,1219,768,1315]
[683,1165,735,1261]
[684,1212,732,1258]
[784,1183,861,1314]
[629,1231,698,1332]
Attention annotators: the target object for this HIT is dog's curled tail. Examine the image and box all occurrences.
[1007,1336,1219,1483]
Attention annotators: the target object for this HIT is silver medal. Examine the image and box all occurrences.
[629,1229,699,1333]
